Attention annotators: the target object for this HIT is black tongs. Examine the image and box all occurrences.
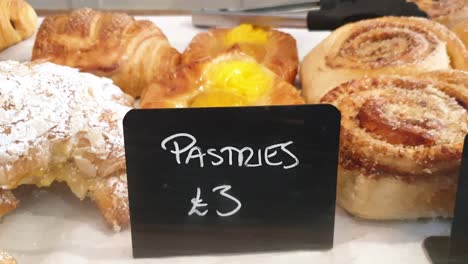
[192,0,427,30]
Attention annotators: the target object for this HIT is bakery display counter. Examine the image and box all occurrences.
[0,14,455,264]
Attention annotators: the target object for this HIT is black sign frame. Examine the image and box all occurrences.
[123,105,340,258]
[424,135,468,264]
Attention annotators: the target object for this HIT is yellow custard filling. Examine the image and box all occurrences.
[225,24,269,46]
[191,60,272,107]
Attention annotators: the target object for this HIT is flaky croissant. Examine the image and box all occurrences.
[141,49,304,108]
[182,24,299,84]
[32,8,181,98]
[0,0,37,51]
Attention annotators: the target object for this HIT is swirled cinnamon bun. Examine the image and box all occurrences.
[413,0,468,47]
[182,24,299,83]
[301,16,468,103]
[321,73,468,219]
[411,0,466,17]
[141,50,304,108]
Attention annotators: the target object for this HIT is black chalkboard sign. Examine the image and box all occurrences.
[424,135,468,264]
[123,105,340,258]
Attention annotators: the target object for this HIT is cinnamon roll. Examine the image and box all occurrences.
[321,73,468,219]
[301,16,468,103]
[413,0,468,47]
[411,0,466,17]
[182,24,299,83]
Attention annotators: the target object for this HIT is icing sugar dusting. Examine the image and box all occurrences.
[0,61,132,185]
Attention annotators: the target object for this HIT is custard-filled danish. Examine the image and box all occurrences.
[182,24,299,83]
[321,72,468,219]
[141,50,304,108]
[301,16,468,103]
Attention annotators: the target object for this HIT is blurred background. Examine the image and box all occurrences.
[28,0,307,10]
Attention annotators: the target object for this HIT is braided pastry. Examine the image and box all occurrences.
[0,0,37,51]
[301,16,468,103]
[0,61,133,231]
[182,24,299,83]
[321,72,468,219]
[32,8,181,98]
[141,50,304,108]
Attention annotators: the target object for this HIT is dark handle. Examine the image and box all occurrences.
[307,0,427,30]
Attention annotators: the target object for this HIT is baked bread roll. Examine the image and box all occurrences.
[321,72,468,219]
[0,250,16,264]
[301,16,468,103]
[32,8,181,98]
[0,0,37,51]
[141,50,304,108]
[0,61,133,231]
[182,24,299,83]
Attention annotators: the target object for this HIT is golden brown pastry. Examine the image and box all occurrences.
[32,8,181,98]
[182,24,299,84]
[413,0,468,47]
[301,16,468,103]
[0,61,133,231]
[411,0,466,17]
[321,72,468,219]
[0,190,18,218]
[141,49,304,108]
[0,250,16,264]
[0,0,37,51]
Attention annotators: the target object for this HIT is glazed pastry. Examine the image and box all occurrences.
[0,190,18,218]
[301,16,468,103]
[141,50,304,108]
[0,250,16,264]
[32,8,181,98]
[0,61,133,231]
[321,73,468,219]
[0,0,37,51]
[182,24,299,83]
